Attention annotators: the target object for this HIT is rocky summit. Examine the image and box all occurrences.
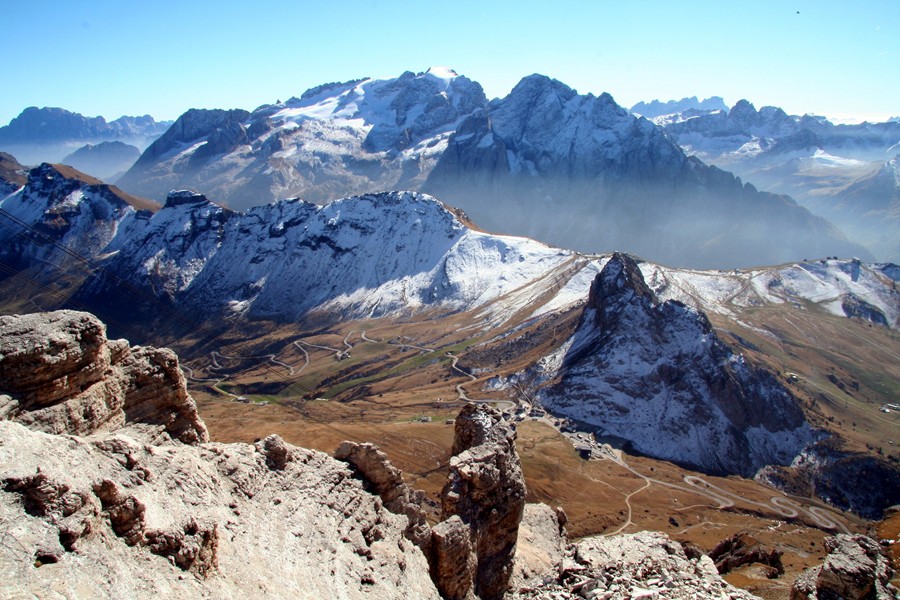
[104,68,871,269]
[534,252,812,476]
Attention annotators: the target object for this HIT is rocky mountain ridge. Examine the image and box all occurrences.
[116,68,488,210]
[630,95,729,118]
[109,68,869,269]
[0,107,171,165]
[653,99,900,262]
[525,253,813,476]
[3,162,893,337]
[0,162,158,285]
[423,75,870,268]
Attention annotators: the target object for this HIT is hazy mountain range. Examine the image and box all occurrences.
[650,99,900,262]
[0,106,170,166]
[3,68,895,267]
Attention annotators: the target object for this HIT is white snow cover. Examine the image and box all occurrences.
[81,191,577,323]
[56,181,895,331]
[126,68,488,210]
[639,259,898,327]
[0,165,142,266]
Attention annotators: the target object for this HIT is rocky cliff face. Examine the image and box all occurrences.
[424,76,869,268]
[117,68,488,210]
[534,252,813,476]
[0,422,443,599]
[0,310,441,598]
[790,534,895,600]
[0,310,207,443]
[441,403,527,600]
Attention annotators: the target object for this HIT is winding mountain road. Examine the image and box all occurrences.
[593,445,848,534]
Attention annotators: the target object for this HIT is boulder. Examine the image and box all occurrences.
[708,531,784,577]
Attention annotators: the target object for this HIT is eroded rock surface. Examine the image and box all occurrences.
[0,421,440,599]
[334,440,431,549]
[790,534,895,600]
[513,530,760,599]
[510,503,568,590]
[0,310,207,444]
[441,403,527,600]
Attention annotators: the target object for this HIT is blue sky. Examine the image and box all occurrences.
[2,0,897,125]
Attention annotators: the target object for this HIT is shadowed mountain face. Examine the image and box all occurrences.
[534,253,813,476]
[423,76,870,268]
[61,141,141,182]
[652,100,900,262]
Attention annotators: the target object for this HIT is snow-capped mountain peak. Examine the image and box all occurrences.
[534,252,813,476]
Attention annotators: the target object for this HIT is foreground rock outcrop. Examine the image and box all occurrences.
[0,310,440,599]
[0,422,440,598]
[790,534,895,600]
[0,310,207,444]
[334,441,432,549]
[441,403,527,600]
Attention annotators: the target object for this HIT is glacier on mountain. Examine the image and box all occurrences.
[117,68,488,210]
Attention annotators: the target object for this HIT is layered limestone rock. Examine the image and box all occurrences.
[790,534,895,600]
[0,310,207,444]
[512,531,759,599]
[0,423,440,599]
[334,441,432,549]
[441,403,527,600]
